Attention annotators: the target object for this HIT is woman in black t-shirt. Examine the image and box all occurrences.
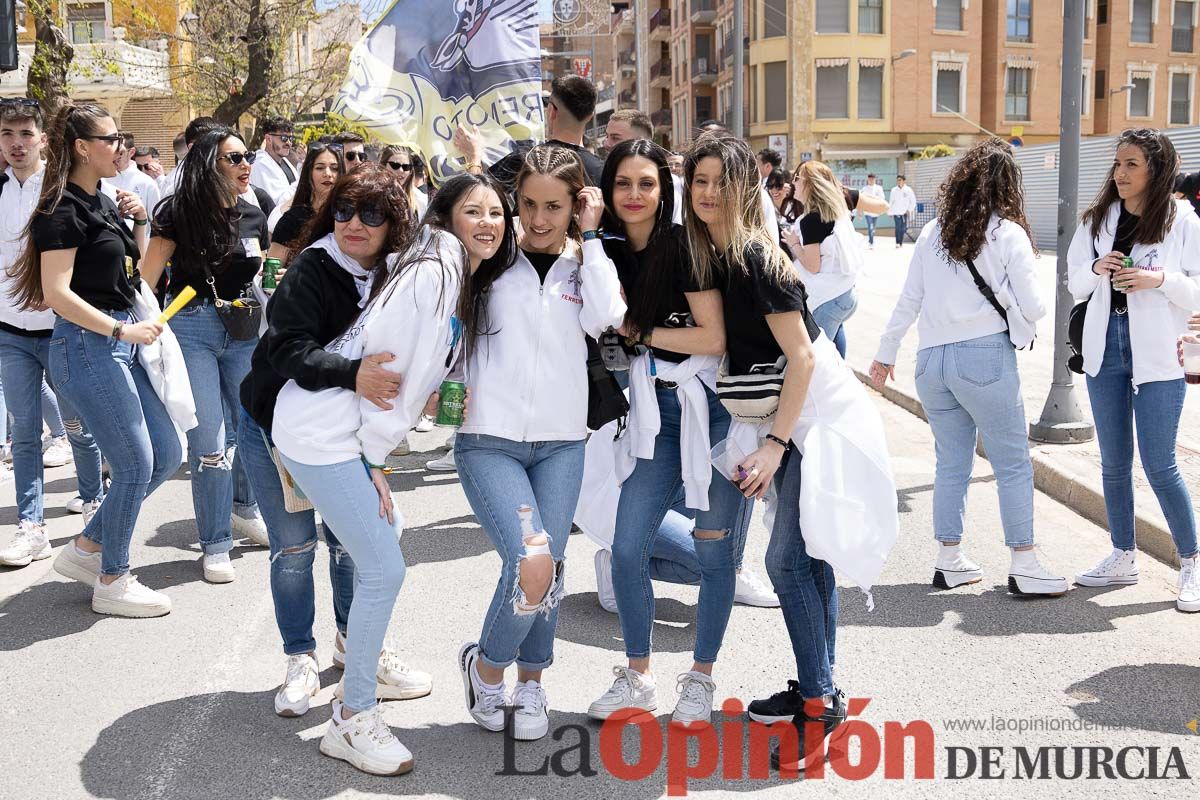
[140,127,270,584]
[10,102,180,617]
[267,142,343,269]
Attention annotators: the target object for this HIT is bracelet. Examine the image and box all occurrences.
[133,218,148,227]
[464,162,481,171]
[581,229,600,242]
[765,433,791,451]
[111,320,123,340]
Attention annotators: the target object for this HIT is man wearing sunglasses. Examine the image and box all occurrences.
[250,116,298,205]
[105,131,161,232]
[333,131,367,169]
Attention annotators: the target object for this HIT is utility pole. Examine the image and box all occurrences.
[731,0,744,138]
[1029,0,1093,444]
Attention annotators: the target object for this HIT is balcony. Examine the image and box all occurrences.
[613,9,634,35]
[0,38,171,98]
[692,56,718,84]
[649,56,672,88]
[649,8,671,42]
[1172,26,1194,52]
[618,50,636,75]
[691,0,717,24]
[618,89,636,107]
[651,108,672,130]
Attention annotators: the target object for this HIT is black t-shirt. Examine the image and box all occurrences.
[798,212,835,247]
[153,197,269,303]
[489,138,605,193]
[844,187,860,212]
[30,182,141,311]
[1178,172,1200,217]
[1110,201,1140,314]
[720,245,820,375]
[523,249,558,283]
[271,204,312,248]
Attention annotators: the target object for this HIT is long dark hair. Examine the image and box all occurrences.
[1081,128,1179,246]
[160,127,245,274]
[599,138,680,336]
[768,168,802,224]
[292,142,344,211]
[11,102,113,309]
[514,143,588,243]
[936,137,1035,264]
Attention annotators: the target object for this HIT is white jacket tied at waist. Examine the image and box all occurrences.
[131,280,198,435]
[726,334,898,608]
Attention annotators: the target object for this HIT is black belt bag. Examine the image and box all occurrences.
[202,262,262,341]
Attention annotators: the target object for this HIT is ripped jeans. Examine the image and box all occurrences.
[455,434,585,672]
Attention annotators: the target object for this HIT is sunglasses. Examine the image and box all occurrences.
[309,142,342,154]
[333,200,387,227]
[344,151,366,162]
[0,98,39,111]
[83,134,123,145]
[386,160,412,172]
[269,133,294,143]
[218,151,257,166]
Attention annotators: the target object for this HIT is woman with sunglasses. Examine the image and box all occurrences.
[380,145,427,220]
[12,102,180,617]
[269,165,485,774]
[137,128,269,582]
[456,144,625,742]
[267,142,343,269]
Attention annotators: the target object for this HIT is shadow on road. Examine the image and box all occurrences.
[554,592,703,655]
[402,514,495,566]
[1066,663,1200,736]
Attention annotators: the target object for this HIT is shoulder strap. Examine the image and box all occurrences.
[963,258,1008,327]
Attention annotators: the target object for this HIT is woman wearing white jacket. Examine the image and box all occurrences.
[1066,128,1200,613]
[871,138,1067,597]
[455,144,626,743]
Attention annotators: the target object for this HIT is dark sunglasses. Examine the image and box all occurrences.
[268,133,294,143]
[0,98,39,111]
[82,134,123,144]
[309,142,342,154]
[386,160,412,172]
[333,200,387,227]
[344,151,367,162]
[219,151,257,166]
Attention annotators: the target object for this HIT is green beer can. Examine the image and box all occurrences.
[436,381,466,427]
[262,257,282,290]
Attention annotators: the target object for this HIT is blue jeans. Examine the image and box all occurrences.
[766,448,837,699]
[237,408,355,655]
[1086,313,1197,557]
[811,288,857,359]
[50,314,181,576]
[281,454,406,713]
[914,332,1034,548]
[611,385,750,664]
[865,215,877,245]
[455,434,584,671]
[170,303,259,555]
[894,213,908,245]
[40,379,65,439]
[0,330,104,522]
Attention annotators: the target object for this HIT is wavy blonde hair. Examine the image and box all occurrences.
[793,160,849,225]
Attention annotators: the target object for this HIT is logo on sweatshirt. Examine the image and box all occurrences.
[561,267,583,305]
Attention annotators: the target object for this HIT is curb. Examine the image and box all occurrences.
[851,367,1181,568]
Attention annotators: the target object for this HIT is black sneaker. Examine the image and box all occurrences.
[770,689,848,772]
[747,679,803,724]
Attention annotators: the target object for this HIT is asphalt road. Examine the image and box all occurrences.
[1,395,1197,800]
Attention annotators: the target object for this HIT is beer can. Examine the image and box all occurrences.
[1122,256,1134,270]
[262,258,282,290]
[436,380,466,427]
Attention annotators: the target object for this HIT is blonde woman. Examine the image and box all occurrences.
[380,145,428,221]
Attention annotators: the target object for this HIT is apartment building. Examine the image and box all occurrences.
[665,0,718,146]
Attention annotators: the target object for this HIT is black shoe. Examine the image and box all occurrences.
[770,689,848,772]
[747,679,803,724]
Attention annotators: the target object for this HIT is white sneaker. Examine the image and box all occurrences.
[66,496,86,514]
[735,568,780,607]
[53,541,102,585]
[587,666,658,720]
[672,671,717,724]
[1178,557,1200,613]
[1,443,11,463]
[333,630,347,670]
[459,642,507,731]
[595,549,617,613]
[230,508,269,547]
[319,701,414,776]
[933,544,984,589]
[0,520,51,567]
[202,552,236,583]
[336,648,435,701]
[511,680,549,740]
[1076,548,1139,587]
[275,653,320,717]
[413,414,436,433]
[1008,549,1068,596]
[426,448,456,472]
[91,573,172,617]
[82,499,102,526]
[42,436,73,468]
[391,438,411,457]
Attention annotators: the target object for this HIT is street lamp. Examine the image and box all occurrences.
[1109,83,1136,95]
[892,49,917,62]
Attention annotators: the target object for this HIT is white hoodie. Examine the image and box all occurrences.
[272,228,464,466]
[459,238,626,442]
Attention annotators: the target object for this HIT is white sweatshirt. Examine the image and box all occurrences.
[1067,199,1200,387]
[459,239,626,442]
[272,229,464,466]
[0,165,54,332]
[875,216,1046,365]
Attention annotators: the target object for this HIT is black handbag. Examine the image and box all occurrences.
[586,336,628,430]
[1066,244,1100,374]
[201,260,262,341]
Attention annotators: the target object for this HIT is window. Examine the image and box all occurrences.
[1098,0,1108,24]
[1173,1,1195,51]
[764,0,788,37]
[67,2,106,44]
[935,66,962,113]
[1096,68,1106,98]
[1132,0,1154,42]
[1007,0,1032,42]
[935,0,964,30]
[695,95,714,128]
[1130,76,1151,116]
[765,60,789,120]
[816,0,850,33]
[858,64,884,118]
[859,0,883,33]
[815,64,849,118]
[1005,67,1032,120]
[1170,72,1193,123]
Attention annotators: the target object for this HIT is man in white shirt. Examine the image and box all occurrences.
[109,132,161,226]
[861,173,886,249]
[888,175,918,248]
[250,116,298,205]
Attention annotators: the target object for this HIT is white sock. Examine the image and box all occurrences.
[473,663,503,691]
[1010,548,1038,567]
[75,544,94,557]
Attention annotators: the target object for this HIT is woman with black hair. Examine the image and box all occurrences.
[267,142,343,266]
[1068,128,1200,613]
[139,128,269,583]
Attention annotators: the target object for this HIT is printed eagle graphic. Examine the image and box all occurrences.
[431,0,538,72]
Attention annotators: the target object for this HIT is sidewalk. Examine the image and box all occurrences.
[844,237,1200,567]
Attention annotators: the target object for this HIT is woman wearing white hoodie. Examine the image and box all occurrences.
[455,144,626,743]
[871,139,1067,597]
[271,168,507,775]
[1066,129,1200,613]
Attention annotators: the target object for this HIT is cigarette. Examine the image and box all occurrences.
[158,286,197,324]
